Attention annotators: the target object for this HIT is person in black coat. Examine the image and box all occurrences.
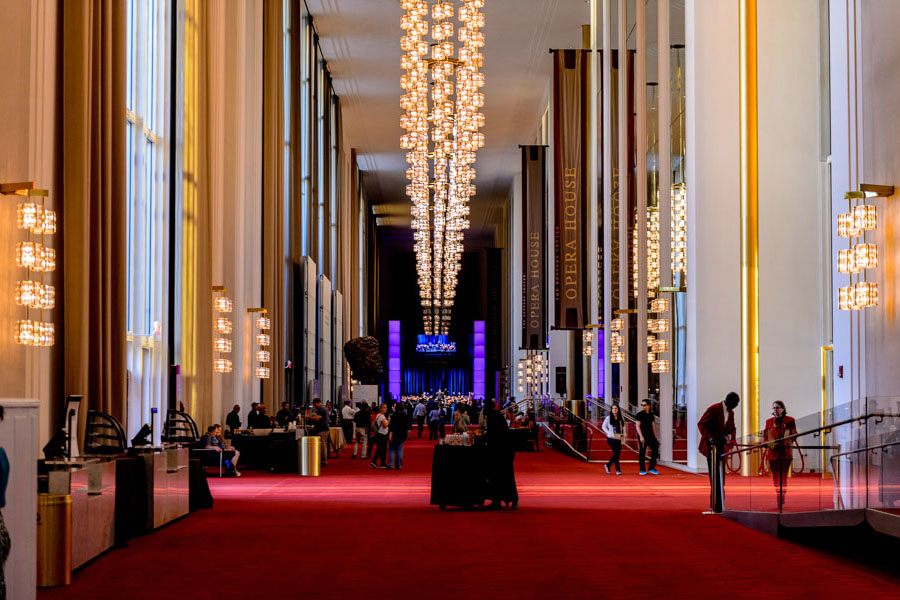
[483,399,519,510]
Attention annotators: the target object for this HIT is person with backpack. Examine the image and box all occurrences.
[352,403,370,459]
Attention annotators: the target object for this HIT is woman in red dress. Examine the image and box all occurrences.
[763,400,797,509]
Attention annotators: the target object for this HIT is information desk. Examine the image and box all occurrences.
[44,459,117,570]
[127,447,190,530]
[430,444,487,510]
[230,431,300,472]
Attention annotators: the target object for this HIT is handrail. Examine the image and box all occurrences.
[721,412,896,458]
[830,439,900,461]
[829,439,900,511]
[540,398,595,461]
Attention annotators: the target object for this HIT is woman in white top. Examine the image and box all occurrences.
[601,404,625,475]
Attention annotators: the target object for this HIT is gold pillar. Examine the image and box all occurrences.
[739,0,759,458]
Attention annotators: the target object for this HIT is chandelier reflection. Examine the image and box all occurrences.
[401,0,485,335]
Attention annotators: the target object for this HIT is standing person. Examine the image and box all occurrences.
[698,392,740,513]
[439,404,448,439]
[275,402,293,427]
[483,399,518,509]
[0,407,10,599]
[602,404,625,475]
[388,404,410,470]
[352,403,370,459]
[413,400,427,438]
[453,404,471,433]
[370,404,390,469]
[341,400,357,448]
[636,399,660,475]
[308,398,330,467]
[763,400,797,509]
[225,404,242,434]
[428,404,441,441]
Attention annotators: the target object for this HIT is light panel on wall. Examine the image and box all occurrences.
[213,286,232,373]
[3,183,56,347]
[249,308,270,379]
[610,317,625,363]
[838,185,892,311]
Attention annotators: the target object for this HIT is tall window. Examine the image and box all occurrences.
[125,0,172,440]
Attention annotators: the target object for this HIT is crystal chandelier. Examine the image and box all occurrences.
[401,0,484,336]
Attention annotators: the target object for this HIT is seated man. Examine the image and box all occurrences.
[200,424,241,476]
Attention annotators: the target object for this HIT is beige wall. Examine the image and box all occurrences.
[859,1,900,402]
[757,0,826,420]
[685,0,742,469]
[207,0,264,428]
[0,0,60,445]
[685,0,826,469]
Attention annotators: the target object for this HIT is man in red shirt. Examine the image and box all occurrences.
[698,392,739,513]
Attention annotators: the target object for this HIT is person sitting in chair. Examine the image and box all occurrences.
[201,424,241,476]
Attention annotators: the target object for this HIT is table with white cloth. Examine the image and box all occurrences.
[329,427,346,451]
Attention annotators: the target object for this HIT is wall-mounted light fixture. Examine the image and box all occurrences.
[213,286,232,373]
[648,297,669,373]
[838,184,893,311]
[249,308,271,378]
[3,182,55,346]
[582,329,593,356]
[610,317,625,363]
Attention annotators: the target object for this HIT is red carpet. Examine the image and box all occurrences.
[40,434,900,600]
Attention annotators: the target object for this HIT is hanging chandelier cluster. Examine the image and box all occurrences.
[401,0,485,335]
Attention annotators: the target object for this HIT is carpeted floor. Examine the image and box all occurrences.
[40,433,900,599]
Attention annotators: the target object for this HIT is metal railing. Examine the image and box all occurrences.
[535,398,596,462]
[718,407,899,514]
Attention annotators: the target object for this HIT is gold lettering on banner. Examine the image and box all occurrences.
[563,166,578,302]
[528,232,541,330]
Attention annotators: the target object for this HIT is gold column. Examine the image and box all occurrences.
[739,0,759,456]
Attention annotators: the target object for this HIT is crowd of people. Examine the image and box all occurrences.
[203,388,799,512]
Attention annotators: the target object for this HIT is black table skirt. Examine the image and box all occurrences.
[510,428,533,452]
[189,459,214,511]
[231,435,299,472]
[115,456,148,545]
[430,445,487,509]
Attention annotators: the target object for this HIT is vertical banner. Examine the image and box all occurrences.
[552,49,590,329]
[521,145,548,349]
[486,247,503,401]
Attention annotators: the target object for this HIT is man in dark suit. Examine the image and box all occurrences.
[698,392,739,513]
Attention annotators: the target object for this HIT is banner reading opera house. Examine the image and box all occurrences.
[521,145,548,349]
[552,49,589,329]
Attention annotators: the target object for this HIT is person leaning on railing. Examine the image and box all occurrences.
[763,400,797,510]
[698,392,740,513]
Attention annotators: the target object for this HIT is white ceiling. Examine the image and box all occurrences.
[305,0,685,234]
[306,0,591,233]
